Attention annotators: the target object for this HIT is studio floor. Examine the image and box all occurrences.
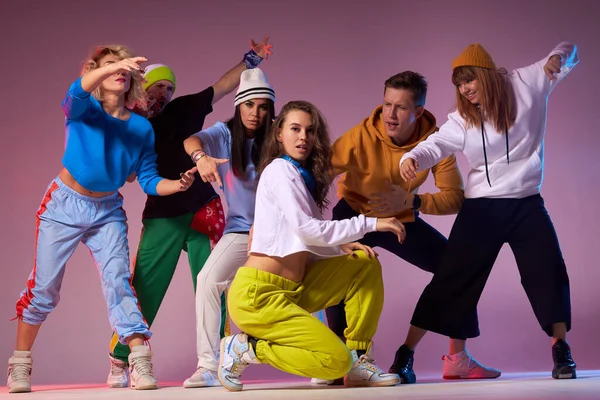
[1,371,598,399]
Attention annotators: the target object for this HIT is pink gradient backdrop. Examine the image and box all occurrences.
[1,0,598,385]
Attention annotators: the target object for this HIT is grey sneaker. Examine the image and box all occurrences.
[7,351,32,393]
[106,354,129,388]
[128,345,158,390]
[183,366,221,388]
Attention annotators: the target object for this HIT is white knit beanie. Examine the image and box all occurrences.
[234,68,275,106]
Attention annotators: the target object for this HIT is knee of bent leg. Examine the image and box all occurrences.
[196,256,236,293]
[353,251,382,274]
[195,268,223,294]
[322,345,353,380]
[354,252,384,295]
[311,340,353,381]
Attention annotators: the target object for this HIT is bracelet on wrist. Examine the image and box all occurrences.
[191,150,207,164]
[243,49,263,69]
[190,149,202,158]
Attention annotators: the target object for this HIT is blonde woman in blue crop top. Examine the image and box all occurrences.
[6,45,197,393]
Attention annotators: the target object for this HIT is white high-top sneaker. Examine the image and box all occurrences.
[344,348,401,387]
[218,333,259,392]
[106,354,129,388]
[7,351,32,393]
[183,366,221,388]
[128,345,158,390]
[442,350,501,379]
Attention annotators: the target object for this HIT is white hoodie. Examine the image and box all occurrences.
[400,42,579,199]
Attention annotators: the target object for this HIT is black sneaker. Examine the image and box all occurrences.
[388,344,416,384]
[552,339,577,379]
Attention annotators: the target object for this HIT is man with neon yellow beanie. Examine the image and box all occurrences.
[105,37,273,389]
[142,63,178,118]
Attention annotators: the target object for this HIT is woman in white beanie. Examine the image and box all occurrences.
[182,67,275,388]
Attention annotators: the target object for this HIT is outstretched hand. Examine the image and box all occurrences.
[376,217,407,244]
[400,158,419,182]
[196,155,229,189]
[544,55,562,80]
[108,57,147,74]
[178,167,197,191]
[251,37,273,60]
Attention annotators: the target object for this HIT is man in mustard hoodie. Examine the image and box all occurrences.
[324,71,500,384]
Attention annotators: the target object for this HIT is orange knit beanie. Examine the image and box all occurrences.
[452,43,496,70]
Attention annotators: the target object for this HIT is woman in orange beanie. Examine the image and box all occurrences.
[400,42,579,379]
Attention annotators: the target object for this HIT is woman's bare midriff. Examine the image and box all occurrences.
[245,252,310,283]
[58,168,116,198]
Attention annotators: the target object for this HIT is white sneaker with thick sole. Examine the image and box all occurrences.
[106,354,129,388]
[128,345,158,390]
[310,377,333,384]
[183,367,221,388]
[7,351,32,393]
[442,350,501,379]
[344,349,400,387]
[218,333,259,392]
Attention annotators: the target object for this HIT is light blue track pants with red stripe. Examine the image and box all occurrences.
[15,177,151,344]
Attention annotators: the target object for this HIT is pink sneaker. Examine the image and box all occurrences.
[442,350,501,380]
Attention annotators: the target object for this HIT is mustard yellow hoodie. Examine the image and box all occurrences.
[332,105,464,223]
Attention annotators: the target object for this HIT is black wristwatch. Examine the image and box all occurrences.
[412,194,421,210]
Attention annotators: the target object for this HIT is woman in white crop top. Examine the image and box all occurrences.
[400,42,578,380]
[215,101,406,391]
